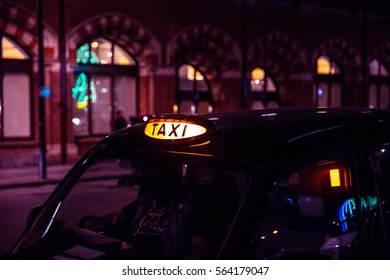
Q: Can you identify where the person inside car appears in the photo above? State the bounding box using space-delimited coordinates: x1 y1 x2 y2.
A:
110 162 218 259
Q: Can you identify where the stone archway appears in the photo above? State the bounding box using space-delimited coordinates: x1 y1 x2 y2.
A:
312 38 360 107
67 13 161 65
248 31 307 84
312 37 359 74
248 31 307 107
0 2 57 57
167 23 241 100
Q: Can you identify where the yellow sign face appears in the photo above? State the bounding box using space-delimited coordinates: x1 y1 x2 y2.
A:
329 169 341 187
144 119 207 140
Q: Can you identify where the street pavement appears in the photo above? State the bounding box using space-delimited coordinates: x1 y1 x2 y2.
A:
0 163 75 188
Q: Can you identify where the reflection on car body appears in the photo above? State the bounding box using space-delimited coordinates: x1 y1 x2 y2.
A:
4 108 390 259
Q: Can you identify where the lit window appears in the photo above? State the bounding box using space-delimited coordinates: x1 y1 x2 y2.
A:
3 74 30 137
250 67 277 92
0 35 32 140
186 65 204 81
369 59 389 77
92 39 112 65
368 59 389 109
77 38 135 65
317 56 339 75
249 67 279 109
314 56 342 107
114 45 134 65
179 65 207 90
250 67 265 92
176 64 213 114
2 37 28 60
251 67 265 81
73 38 138 136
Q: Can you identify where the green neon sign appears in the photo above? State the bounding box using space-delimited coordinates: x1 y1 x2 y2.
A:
76 45 99 64
72 72 88 110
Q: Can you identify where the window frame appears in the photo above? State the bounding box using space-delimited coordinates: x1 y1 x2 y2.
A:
0 34 34 141
73 38 139 137
76 38 136 66
313 56 343 108
249 67 280 109
368 60 390 109
175 64 214 114
256 152 379 259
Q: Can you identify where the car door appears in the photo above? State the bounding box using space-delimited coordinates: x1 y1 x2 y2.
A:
353 150 385 259
257 155 366 259
369 147 390 258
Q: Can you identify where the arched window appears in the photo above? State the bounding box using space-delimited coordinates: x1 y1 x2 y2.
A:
72 38 138 136
313 56 342 108
2 36 28 60
76 38 135 65
249 67 279 109
0 35 32 139
175 64 213 114
368 59 389 109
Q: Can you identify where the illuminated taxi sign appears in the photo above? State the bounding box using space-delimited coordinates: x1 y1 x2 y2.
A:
329 169 341 187
144 118 207 141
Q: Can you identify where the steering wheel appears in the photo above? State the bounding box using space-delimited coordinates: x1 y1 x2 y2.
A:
77 215 122 238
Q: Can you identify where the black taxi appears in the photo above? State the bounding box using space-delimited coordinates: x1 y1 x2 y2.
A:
5 108 390 259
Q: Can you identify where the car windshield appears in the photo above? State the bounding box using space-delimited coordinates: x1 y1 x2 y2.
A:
22 153 253 260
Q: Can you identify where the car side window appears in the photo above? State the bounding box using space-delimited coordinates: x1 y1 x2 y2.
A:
55 159 140 228
259 158 359 259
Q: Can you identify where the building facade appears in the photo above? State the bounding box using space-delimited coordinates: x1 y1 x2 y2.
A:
0 0 389 167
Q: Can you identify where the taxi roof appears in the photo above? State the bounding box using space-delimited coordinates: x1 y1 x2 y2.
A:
97 108 390 169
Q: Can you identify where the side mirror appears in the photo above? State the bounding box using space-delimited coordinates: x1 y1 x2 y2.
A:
26 205 42 228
